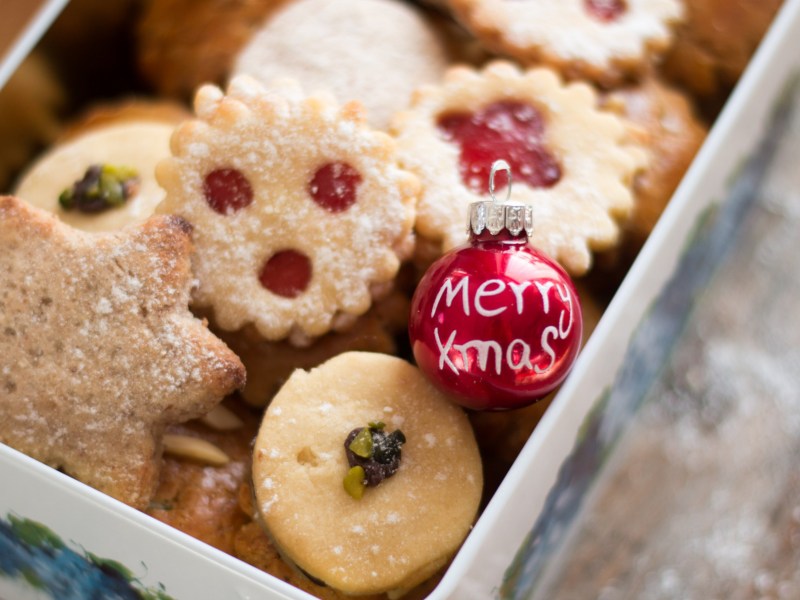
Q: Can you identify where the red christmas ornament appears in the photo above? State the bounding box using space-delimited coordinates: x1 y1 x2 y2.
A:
409 161 583 411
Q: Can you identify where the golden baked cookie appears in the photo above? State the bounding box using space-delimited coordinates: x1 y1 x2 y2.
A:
231 0 451 130
447 0 684 87
213 291 408 407
0 53 64 193
14 120 175 232
252 352 482 596
156 75 418 344
147 399 259 554
58 97 190 141
602 74 708 252
661 0 783 106
135 0 286 101
0 196 245 509
392 61 645 275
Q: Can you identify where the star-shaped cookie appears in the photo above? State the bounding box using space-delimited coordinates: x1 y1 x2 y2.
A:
0 196 245 509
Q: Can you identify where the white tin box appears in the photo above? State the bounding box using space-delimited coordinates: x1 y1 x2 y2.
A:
2 1 800 598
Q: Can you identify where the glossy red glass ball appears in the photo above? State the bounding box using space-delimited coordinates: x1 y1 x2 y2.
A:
409 229 583 411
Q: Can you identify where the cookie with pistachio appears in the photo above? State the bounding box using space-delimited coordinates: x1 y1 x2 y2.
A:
0 196 245 509
252 352 482 596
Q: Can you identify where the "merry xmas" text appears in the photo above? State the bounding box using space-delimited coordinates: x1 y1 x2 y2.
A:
430 276 574 375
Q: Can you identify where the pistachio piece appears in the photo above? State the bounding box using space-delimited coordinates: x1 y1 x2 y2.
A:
343 465 366 500
59 164 140 214
348 427 373 458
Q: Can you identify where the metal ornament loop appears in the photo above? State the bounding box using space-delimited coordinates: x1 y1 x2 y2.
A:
489 159 512 204
467 158 533 236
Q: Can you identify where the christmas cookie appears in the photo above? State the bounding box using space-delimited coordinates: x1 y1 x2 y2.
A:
14 120 175 232
57 97 190 141
447 0 683 87
392 61 645 275
135 0 284 101
231 0 451 130
156 75 418 344
252 352 482 596
602 75 707 254
0 52 64 192
661 0 782 105
148 398 258 554
213 290 408 406
0 196 245 509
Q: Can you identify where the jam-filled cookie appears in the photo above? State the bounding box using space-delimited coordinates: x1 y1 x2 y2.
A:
392 61 644 275
0 196 245 509
14 120 176 232
232 0 451 130
447 0 684 87
156 75 417 345
252 352 482 596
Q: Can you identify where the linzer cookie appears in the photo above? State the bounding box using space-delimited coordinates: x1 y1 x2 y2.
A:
252 352 482 596
156 75 418 345
0 196 245 509
447 0 683 87
392 61 645 275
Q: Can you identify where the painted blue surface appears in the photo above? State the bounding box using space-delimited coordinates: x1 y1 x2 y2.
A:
0 514 172 600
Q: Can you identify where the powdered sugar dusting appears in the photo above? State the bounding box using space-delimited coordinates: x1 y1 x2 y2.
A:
157 74 417 342
232 0 449 130
0 200 242 507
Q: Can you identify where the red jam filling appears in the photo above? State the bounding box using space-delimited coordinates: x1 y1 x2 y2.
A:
584 0 627 22
309 162 362 213
437 100 561 194
258 250 312 298
203 168 254 214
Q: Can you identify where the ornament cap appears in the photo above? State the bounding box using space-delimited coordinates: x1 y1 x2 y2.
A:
467 160 534 237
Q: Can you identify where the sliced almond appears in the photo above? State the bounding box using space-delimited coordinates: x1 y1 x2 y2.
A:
199 404 244 431
163 433 230 466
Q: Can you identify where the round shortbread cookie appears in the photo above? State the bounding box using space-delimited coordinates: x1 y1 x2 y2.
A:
447 0 683 87
252 352 482 595
391 61 645 275
232 0 451 130
14 121 174 232
156 75 418 344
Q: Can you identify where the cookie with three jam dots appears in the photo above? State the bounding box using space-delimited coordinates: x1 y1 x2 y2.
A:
446 0 684 87
391 60 646 276
0 196 245 509
14 120 176 232
661 0 783 106
231 0 451 131
252 352 483 596
155 75 418 346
